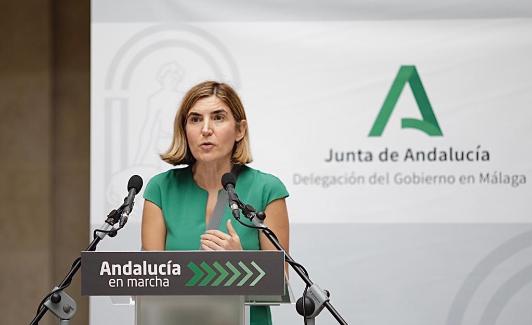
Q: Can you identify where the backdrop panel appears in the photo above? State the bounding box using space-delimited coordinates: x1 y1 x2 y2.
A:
91 1 532 324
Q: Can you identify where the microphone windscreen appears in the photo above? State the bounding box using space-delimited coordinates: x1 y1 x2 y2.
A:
127 175 143 193
221 173 236 188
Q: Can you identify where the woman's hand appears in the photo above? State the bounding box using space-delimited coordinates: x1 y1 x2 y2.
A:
201 219 243 250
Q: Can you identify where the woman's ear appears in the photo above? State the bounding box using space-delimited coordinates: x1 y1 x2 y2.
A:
236 119 247 142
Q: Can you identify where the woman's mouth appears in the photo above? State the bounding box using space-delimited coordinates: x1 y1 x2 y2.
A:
200 142 215 150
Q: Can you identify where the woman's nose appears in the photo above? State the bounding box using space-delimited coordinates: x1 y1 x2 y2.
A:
201 119 213 136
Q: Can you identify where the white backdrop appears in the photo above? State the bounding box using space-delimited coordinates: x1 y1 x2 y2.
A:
91 1 532 324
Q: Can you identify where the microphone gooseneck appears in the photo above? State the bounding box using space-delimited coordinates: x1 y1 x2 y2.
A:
221 172 241 219
221 172 348 325
120 175 144 227
30 174 144 325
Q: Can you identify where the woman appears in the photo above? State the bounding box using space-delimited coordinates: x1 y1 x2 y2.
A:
141 81 289 325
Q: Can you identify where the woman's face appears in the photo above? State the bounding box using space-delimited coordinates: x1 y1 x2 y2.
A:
185 96 245 165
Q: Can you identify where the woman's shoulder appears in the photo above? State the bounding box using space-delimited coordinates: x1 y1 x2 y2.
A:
147 166 191 186
144 166 192 204
238 165 289 207
239 165 287 190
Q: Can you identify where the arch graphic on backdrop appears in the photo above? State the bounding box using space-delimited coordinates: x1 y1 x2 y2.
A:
104 24 241 89
446 227 532 325
102 24 241 209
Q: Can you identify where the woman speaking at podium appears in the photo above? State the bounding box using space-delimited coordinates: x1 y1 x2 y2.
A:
141 81 289 325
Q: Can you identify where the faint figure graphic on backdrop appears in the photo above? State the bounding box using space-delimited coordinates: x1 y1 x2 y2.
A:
106 62 185 208
134 61 185 167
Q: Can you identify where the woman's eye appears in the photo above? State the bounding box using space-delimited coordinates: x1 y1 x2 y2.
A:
213 114 225 121
188 116 201 124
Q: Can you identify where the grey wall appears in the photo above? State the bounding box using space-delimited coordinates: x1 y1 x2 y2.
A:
0 1 90 324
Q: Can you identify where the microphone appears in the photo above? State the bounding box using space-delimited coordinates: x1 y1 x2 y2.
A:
221 173 241 220
120 175 143 227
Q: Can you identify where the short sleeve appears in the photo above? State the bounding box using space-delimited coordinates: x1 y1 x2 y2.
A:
262 174 289 207
143 175 163 208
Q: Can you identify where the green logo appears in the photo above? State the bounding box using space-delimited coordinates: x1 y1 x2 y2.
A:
186 261 265 287
369 65 443 137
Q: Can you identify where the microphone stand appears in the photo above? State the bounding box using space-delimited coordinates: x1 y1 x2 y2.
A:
233 202 349 325
29 207 124 325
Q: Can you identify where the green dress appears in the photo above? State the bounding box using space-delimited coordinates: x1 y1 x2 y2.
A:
143 165 289 325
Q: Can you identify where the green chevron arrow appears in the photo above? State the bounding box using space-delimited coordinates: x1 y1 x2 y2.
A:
237 261 253 286
199 261 217 286
224 261 240 286
185 262 205 286
211 261 229 286
249 261 265 286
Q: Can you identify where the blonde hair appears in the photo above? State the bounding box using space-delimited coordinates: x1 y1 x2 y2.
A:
161 81 252 165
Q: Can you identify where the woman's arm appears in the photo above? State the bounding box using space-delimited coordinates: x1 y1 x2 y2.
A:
141 200 167 250
260 198 289 274
260 198 289 251
261 198 289 247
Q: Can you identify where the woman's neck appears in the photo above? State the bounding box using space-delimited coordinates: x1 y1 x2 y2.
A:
192 159 232 191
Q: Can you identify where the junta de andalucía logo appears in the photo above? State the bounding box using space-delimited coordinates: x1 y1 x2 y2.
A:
369 65 443 137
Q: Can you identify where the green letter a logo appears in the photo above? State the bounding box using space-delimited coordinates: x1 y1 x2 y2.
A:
369 65 443 137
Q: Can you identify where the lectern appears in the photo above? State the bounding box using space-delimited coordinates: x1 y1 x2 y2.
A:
82 251 292 325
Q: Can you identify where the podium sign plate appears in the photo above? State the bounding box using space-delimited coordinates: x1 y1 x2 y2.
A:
81 251 284 296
